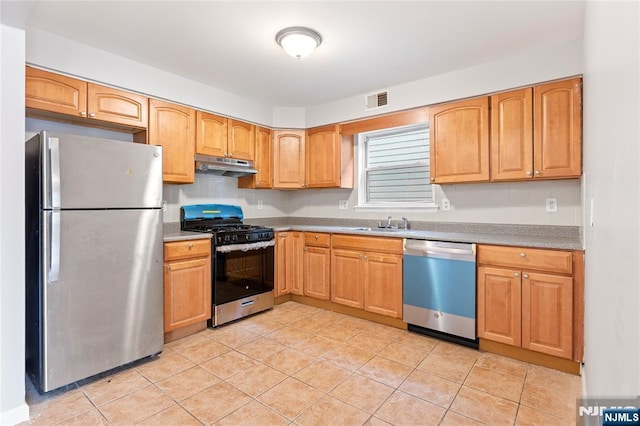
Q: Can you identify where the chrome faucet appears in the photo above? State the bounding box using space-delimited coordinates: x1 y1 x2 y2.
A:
386 216 392 228
401 217 409 230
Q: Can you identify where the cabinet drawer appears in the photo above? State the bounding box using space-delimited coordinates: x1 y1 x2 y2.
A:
478 245 572 274
304 232 331 247
331 234 403 254
164 239 211 261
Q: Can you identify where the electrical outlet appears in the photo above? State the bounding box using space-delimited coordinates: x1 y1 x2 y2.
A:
257 200 263 210
339 200 348 210
441 198 451 211
545 198 558 213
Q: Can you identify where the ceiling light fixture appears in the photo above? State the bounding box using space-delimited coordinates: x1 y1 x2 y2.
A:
275 26 322 60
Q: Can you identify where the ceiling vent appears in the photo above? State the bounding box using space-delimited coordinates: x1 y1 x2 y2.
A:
365 90 389 110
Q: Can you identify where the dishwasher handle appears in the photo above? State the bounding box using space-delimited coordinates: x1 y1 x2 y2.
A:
404 239 476 261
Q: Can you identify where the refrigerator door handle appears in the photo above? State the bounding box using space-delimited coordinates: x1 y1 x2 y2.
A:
49 211 61 283
49 136 61 208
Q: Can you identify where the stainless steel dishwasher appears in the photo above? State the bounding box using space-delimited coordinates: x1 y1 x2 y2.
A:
403 239 478 348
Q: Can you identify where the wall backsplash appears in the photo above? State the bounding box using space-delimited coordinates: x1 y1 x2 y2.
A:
165 174 582 226
162 174 289 222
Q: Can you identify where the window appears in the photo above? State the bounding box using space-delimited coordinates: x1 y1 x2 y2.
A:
357 123 435 208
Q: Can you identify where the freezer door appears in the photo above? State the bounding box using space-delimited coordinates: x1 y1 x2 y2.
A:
38 209 163 392
40 131 162 209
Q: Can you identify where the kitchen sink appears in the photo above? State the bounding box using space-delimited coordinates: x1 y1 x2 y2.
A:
339 226 406 232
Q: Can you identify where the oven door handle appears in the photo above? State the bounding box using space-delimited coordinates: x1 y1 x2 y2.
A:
216 240 275 253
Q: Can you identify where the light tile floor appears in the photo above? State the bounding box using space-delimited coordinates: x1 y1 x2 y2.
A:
23 301 582 425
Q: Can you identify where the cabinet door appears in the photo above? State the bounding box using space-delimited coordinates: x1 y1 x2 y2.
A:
275 232 290 297
306 124 340 188
25 67 87 117
533 78 582 179
228 119 255 161
273 130 306 189
521 272 573 359
164 258 211 332
149 99 196 184
87 83 148 128
429 96 490 183
331 249 365 309
253 126 273 188
477 266 522 346
237 125 272 189
290 232 304 296
303 246 331 300
196 111 228 157
490 88 533 181
364 253 402 318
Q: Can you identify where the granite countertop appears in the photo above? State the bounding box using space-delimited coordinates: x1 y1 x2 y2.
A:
163 219 583 250
163 223 212 242
245 218 584 251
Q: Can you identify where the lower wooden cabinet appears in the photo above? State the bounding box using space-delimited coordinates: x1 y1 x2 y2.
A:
331 235 403 318
275 231 303 297
477 244 579 360
303 233 331 300
163 239 211 332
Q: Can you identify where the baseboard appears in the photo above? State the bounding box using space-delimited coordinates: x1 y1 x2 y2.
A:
0 401 30 426
290 295 407 330
479 338 581 375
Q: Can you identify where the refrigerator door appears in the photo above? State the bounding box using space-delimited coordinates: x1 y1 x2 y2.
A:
38 208 163 392
40 131 162 209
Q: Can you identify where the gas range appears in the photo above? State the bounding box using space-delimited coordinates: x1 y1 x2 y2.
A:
180 204 276 328
180 204 274 246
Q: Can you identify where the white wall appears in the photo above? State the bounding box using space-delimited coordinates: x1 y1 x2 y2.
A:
0 24 29 426
163 175 289 223
26 30 275 127
305 40 583 127
582 0 640 396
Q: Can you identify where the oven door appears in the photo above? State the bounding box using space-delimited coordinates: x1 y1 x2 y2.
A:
213 241 275 306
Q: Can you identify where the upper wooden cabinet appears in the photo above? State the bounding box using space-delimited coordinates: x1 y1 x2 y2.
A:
149 99 196 184
490 88 533 181
228 119 255 161
533 78 582 179
429 96 490 184
306 124 354 188
195 112 254 161
196 111 227 157
238 125 273 189
491 78 582 181
25 66 148 128
273 130 306 189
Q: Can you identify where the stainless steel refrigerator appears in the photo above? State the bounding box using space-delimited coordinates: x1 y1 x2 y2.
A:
25 130 164 393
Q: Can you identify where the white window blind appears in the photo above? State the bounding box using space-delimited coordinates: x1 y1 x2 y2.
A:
359 124 433 207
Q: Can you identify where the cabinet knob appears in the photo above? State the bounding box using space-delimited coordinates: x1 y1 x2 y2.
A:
166 265 171 271
188 243 194 249
520 252 526 257
80 111 87 116
523 273 529 279
228 153 233 158
430 177 435 182
526 171 532 176
314 235 319 241
534 170 541 175
303 247 308 252
363 255 368 260
88 112 96 118
514 272 520 278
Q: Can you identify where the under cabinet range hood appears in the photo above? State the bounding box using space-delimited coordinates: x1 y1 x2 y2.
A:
195 154 258 177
